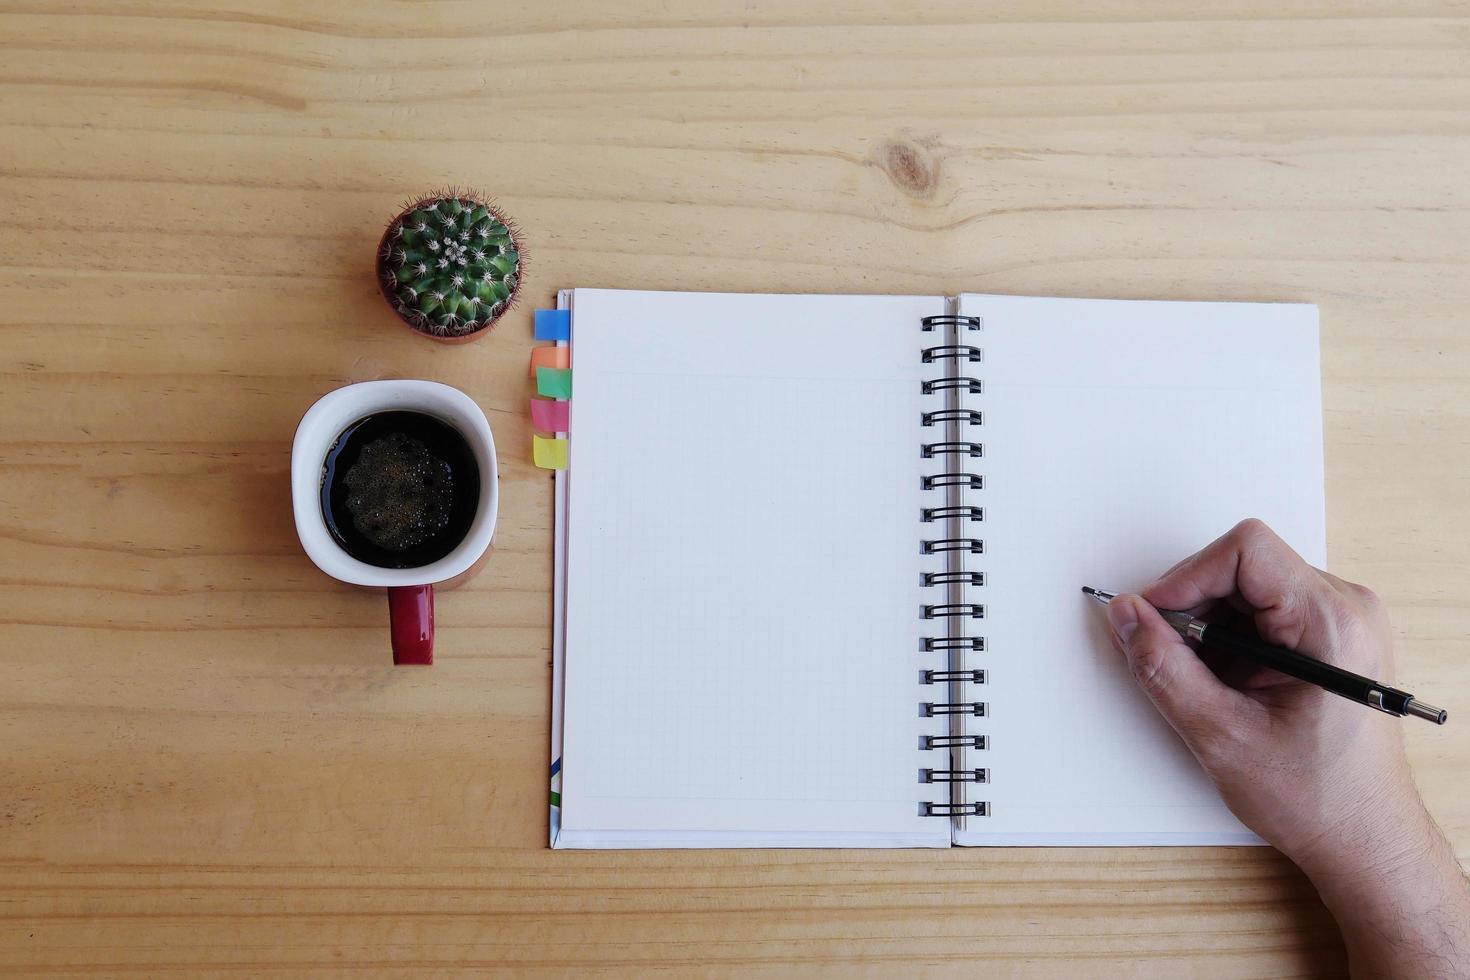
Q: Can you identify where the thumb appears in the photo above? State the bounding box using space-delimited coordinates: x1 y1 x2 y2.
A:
1106 594 1248 751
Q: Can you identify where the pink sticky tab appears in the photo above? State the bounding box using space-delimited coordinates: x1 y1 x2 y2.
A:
530 398 570 433
529 346 569 378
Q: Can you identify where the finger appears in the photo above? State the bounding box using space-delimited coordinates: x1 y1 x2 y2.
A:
1143 519 1315 608
1141 518 1351 656
1106 595 1251 752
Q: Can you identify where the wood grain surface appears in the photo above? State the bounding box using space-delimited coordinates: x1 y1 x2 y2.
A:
2 1 1468 975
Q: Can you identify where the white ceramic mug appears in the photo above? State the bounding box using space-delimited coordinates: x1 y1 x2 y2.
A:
291 380 499 664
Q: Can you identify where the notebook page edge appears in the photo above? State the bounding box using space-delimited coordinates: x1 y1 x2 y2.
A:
549 288 573 848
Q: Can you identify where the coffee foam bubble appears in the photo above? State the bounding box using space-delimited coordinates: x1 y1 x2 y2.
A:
342 432 455 553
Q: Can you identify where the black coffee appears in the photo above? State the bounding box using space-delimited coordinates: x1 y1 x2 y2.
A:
320 411 479 569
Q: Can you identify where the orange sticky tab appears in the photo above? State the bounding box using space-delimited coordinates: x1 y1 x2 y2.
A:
532 434 568 470
529 346 569 378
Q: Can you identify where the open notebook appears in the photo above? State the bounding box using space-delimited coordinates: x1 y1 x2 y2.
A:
548 289 1324 848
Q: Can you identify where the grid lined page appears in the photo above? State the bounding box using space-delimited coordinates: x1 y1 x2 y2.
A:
952 294 1324 845
559 290 950 842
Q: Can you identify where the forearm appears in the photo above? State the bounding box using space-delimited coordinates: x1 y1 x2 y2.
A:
1294 800 1470 978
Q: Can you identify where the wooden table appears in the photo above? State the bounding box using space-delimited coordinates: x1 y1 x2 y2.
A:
3 2 1466 975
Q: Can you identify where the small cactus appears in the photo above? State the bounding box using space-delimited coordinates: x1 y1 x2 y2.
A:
377 192 521 338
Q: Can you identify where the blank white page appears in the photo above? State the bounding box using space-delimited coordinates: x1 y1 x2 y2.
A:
953 294 1324 846
558 289 951 847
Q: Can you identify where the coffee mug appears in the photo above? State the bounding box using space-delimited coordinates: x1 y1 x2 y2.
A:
291 380 499 664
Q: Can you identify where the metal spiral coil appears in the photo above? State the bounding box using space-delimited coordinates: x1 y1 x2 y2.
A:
922 701 987 717
922 505 984 523
920 308 986 819
922 669 985 684
922 408 983 427
922 769 989 784
922 472 983 491
922 376 982 395
923 734 987 750
922 635 984 653
922 344 984 363
921 538 984 556
921 570 984 587
921 603 985 620
921 441 983 459
920 314 984 332
922 802 988 817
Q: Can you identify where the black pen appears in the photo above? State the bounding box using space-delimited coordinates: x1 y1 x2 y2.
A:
1082 587 1448 725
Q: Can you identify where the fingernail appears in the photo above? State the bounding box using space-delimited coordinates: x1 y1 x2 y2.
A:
1106 596 1139 646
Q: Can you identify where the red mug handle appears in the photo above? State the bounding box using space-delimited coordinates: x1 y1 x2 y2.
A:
389 585 434 665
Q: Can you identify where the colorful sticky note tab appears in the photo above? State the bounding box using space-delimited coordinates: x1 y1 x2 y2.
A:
530 397 570 433
528 345 569 378
535 367 572 399
534 309 571 341
533 434 568 470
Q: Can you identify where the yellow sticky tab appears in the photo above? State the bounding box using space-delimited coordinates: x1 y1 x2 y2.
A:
532 434 568 470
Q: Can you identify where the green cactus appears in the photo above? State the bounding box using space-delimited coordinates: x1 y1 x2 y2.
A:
377 193 521 337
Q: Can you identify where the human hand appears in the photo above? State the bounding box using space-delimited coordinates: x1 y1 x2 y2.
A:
1104 518 1409 863
1105 519 1469 977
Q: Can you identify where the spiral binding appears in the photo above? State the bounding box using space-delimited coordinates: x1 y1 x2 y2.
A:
921 769 989 783
922 505 984 523
923 734 986 750
919 312 987 820
921 604 984 620
921 441 983 459
922 636 984 652
920 314 981 332
921 570 984 587
922 802 988 817
921 538 983 556
922 669 985 684
922 408 983 427
922 473 983 490
923 701 987 716
921 345 984 363
922 377 982 395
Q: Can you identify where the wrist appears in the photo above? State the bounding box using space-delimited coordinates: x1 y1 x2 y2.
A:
1286 792 1470 975
1285 783 1438 890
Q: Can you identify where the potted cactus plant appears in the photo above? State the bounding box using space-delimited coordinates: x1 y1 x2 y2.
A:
376 191 522 343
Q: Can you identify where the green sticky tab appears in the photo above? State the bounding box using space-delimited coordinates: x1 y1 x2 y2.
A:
536 367 571 399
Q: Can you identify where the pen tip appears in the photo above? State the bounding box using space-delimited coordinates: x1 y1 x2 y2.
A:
1081 586 1097 596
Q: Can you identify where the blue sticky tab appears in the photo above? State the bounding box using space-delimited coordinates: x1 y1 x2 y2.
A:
534 309 571 341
